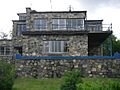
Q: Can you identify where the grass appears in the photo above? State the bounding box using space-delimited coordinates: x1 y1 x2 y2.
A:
13 77 120 90
12 78 62 90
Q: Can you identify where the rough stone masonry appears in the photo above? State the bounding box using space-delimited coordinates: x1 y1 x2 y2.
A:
16 58 120 78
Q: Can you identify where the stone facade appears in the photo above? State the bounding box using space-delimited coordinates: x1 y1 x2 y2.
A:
16 59 120 78
21 35 88 56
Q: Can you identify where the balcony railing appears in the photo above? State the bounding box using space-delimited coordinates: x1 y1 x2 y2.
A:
22 23 112 33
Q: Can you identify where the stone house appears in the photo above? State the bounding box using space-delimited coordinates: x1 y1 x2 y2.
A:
0 7 112 57
1 8 120 78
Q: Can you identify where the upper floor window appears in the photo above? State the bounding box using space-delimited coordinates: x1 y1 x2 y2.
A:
17 24 26 36
52 19 66 30
52 19 84 30
43 41 68 53
0 46 11 55
87 24 102 31
33 19 47 30
66 19 84 30
19 16 26 20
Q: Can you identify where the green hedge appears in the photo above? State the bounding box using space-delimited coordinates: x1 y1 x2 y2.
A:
0 60 15 90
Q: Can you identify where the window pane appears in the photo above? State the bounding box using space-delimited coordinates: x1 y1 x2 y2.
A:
52 19 59 30
59 19 66 29
17 24 26 36
58 41 61 52
6 47 10 55
0 47 4 55
77 19 84 29
55 41 58 52
72 19 76 29
33 19 47 30
66 19 71 29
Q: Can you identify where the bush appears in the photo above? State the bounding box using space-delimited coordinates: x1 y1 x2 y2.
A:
77 78 120 90
0 60 15 90
60 69 82 90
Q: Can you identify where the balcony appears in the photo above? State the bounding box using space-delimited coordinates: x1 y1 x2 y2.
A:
22 23 112 36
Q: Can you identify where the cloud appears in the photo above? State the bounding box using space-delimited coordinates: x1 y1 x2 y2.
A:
76 0 120 11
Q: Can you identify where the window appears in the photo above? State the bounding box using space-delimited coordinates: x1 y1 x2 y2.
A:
19 16 26 20
33 19 47 30
66 19 84 30
52 19 66 30
87 24 102 31
17 24 26 36
52 19 84 30
0 46 11 55
43 41 68 53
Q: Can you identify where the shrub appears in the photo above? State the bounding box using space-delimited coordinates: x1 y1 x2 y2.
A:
77 78 120 90
0 60 15 90
60 69 82 90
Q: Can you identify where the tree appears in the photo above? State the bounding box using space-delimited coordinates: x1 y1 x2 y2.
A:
103 35 120 56
0 32 8 39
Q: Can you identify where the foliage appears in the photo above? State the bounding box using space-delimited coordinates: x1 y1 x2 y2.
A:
0 60 15 90
103 35 120 55
77 78 120 90
60 69 82 90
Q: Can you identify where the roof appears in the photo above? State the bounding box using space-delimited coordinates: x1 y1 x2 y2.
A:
12 20 26 22
0 39 12 41
30 10 87 14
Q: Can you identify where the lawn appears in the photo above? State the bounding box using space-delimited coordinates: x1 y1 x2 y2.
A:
12 78 62 90
13 77 120 90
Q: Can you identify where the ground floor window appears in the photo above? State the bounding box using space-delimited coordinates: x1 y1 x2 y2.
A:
0 46 11 55
43 41 68 53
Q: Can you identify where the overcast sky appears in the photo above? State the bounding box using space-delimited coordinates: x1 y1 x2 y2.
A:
0 0 120 39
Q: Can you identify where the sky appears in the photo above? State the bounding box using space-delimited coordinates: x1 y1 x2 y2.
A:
0 0 120 39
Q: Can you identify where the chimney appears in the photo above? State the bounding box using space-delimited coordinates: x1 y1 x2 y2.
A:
26 7 31 13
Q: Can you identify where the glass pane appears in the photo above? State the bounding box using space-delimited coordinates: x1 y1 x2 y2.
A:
66 19 71 29
33 19 47 30
55 41 58 52
0 47 4 55
59 19 66 29
52 19 58 30
6 47 10 55
51 41 54 52
58 41 61 52
72 19 76 29
77 19 84 29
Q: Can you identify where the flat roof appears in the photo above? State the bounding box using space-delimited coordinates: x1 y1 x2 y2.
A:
30 10 87 14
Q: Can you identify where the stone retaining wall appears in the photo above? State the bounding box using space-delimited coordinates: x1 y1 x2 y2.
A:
16 59 120 78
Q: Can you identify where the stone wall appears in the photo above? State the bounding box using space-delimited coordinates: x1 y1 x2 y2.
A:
16 59 120 78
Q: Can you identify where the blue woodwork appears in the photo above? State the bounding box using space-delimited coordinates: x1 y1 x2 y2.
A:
15 53 120 60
